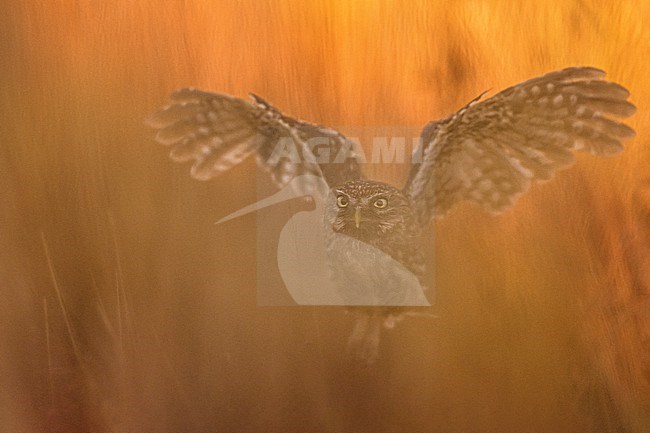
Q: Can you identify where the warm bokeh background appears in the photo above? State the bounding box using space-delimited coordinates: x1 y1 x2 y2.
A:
1 1 648 432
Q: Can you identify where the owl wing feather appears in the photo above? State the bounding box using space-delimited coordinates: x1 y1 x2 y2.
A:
404 66 636 225
147 89 363 190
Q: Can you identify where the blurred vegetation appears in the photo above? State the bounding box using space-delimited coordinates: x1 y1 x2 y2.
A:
0 1 648 432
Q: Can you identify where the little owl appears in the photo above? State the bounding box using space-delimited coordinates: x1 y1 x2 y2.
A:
147 67 635 363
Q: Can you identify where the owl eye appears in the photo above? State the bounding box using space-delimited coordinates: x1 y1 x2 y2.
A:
374 198 388 208
336 195 349 208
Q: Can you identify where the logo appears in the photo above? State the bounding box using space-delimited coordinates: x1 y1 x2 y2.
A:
217 126 433 307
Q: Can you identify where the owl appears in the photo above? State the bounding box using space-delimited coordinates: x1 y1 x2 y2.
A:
147 67 635 363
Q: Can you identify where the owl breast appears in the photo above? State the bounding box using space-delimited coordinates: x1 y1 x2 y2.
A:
324 230 428 306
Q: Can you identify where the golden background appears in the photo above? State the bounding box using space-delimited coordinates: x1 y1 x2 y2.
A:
1 1 648 432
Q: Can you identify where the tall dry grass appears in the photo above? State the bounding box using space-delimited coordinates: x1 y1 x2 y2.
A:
0 1 648 432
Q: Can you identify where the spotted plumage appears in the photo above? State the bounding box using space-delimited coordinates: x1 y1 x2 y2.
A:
148 67 635 363
325 180 424 277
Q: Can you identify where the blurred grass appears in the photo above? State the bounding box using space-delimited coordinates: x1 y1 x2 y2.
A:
0 0 648 432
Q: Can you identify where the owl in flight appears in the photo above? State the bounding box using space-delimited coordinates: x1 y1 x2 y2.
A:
148 67 635 362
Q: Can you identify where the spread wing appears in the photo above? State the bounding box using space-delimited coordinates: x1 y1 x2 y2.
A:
147 89 363 192
404 66 636 225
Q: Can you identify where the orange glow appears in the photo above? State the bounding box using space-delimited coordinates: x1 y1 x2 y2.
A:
1 1 648 431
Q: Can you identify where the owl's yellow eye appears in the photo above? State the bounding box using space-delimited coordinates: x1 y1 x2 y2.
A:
337 195 349 208
374 198 388 208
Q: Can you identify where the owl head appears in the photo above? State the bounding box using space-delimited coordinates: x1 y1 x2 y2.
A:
325 180 416 240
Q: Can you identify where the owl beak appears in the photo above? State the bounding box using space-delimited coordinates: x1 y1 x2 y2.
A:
354 207 361 228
